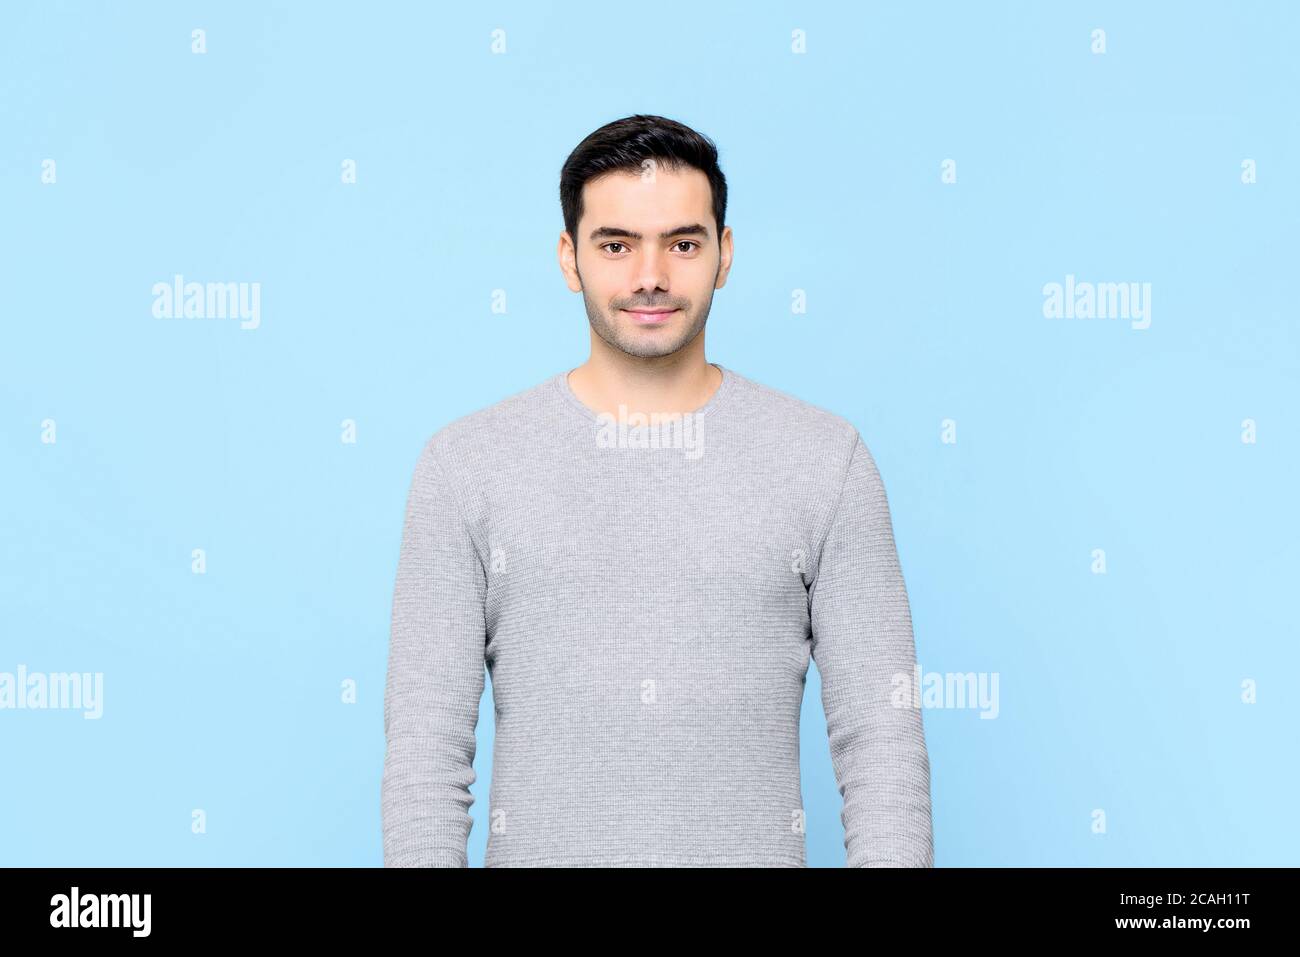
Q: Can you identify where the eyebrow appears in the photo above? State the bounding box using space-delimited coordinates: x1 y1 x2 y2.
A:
588 224 710 242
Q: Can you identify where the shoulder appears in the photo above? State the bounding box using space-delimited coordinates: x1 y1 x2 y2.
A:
414 373 560 473
725 366 863 465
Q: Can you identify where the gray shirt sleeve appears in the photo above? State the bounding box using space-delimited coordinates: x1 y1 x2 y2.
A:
808 434 935 867
381 438 486 867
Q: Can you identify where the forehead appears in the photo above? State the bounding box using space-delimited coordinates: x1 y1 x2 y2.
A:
580 165 713 230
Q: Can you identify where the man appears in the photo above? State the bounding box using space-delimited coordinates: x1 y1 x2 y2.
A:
381 114 933 867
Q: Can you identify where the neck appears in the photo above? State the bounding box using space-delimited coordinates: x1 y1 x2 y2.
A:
566 346 722 418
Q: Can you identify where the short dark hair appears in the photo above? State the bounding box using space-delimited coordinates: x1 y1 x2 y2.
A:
559 114 727 245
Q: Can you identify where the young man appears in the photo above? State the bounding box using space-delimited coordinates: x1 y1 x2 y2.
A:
381 115 933 867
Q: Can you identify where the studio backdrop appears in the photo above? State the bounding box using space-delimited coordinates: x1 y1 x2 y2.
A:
1 1 1295 866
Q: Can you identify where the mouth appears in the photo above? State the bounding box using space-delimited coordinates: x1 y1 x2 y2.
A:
622 308 679 325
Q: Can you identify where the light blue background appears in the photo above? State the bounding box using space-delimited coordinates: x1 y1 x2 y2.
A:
2 1 1296 866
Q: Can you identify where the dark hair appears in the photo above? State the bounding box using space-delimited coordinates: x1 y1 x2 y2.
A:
559 114 727 245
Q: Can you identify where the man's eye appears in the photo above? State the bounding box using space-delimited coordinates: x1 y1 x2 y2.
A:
602 240 698 255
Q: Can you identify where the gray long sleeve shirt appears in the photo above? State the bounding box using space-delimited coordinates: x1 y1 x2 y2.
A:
381 363 934 867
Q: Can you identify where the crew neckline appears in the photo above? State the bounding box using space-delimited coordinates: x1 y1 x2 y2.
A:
552 362 737 424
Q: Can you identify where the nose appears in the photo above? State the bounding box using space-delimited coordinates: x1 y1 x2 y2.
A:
632 246 671 298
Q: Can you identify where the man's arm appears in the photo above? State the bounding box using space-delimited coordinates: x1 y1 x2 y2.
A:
808 431 933 867
381 437 487 867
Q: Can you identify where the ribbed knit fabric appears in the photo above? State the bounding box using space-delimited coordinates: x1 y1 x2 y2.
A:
381 363 933 867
